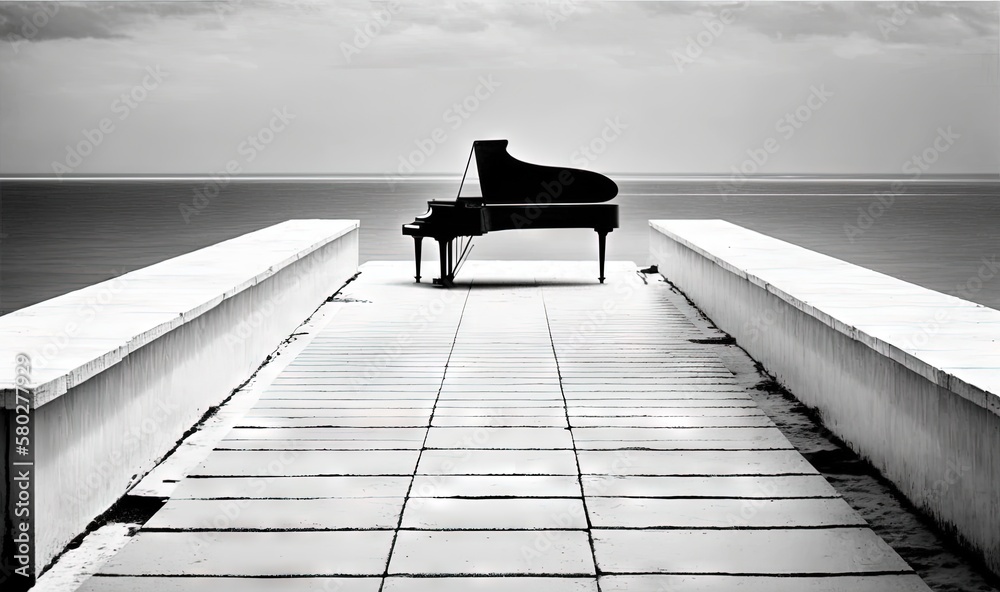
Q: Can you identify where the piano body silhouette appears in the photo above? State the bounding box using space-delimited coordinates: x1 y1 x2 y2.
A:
401 139 619 286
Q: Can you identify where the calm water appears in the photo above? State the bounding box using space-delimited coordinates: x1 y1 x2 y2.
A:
2 177 999 315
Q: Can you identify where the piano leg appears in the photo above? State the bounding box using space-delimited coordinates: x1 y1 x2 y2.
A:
597 230 608 284
413 237 423 283
447 240 453 281
434 238 455 287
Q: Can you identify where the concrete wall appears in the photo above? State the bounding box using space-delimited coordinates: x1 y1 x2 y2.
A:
650 219 1000 576
0 220 359 578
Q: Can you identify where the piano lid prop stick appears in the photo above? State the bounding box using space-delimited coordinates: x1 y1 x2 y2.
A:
454 241 474 278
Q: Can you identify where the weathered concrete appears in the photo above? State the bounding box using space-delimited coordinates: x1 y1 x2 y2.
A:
76 261 931 591
650 219 1000 576
0 220 358 579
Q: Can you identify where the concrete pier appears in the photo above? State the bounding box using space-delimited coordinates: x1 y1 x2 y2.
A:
650 219 1000 577
0 220 359 581
74 261 931 591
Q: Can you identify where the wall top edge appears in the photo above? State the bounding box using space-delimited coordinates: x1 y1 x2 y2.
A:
0 220 360 406
650 219 1000 416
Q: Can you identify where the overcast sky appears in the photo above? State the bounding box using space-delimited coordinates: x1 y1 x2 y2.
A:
0 0 997 175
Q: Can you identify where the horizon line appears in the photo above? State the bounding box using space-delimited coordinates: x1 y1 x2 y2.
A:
2 172 999 182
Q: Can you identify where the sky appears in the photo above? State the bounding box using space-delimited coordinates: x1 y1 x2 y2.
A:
0 0 997 176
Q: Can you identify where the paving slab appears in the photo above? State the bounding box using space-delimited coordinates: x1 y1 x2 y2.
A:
77 576 383 592
224 427 427 441
259 391 441 400
381 577 598 591
215 439 424 450
269 378 445 386
388 530 595 575
578 439 791 451
567 397 751 406
251 400 438 409
237 416 431 428
574 427 794 450
562 383 743 391
434 407 568 417
587 497 865 528
581 475 839 498
599 574 931 591
191 450 421 476
169 476 412 499
424 427 574 449
401 498 587 529
245 408 434 417
563 386 748 394
144 498 404 530
265 384 442 393
409 475 581 498
567 407 765 417
417 449 579 475
593 528 912 574
441 392 566 401
578 450 818 475
572 427 785 442
99 531 394 575
562 391 749 400
570 415 774 428
437 400 565 408
436 384 564 391
570 400 756 410
432 415 569 427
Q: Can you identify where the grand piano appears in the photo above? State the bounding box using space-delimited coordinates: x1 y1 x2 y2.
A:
401 139 619 286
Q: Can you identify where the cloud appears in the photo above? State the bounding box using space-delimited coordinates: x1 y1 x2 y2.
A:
731 1 998 46
0 1 241 45
4 1 998 53
320 1 999 71
0 3 128 42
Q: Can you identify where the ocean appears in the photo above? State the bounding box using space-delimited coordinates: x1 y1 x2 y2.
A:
2 176 999 315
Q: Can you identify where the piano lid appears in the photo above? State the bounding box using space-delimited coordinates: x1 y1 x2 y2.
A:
457 139 618 204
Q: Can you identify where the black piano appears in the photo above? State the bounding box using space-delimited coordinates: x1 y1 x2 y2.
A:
402 139 619 286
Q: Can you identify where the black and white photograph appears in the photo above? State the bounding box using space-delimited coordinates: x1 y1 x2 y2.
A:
1 1 999 590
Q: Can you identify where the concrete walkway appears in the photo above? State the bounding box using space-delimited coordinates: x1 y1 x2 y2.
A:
77 261 932 591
